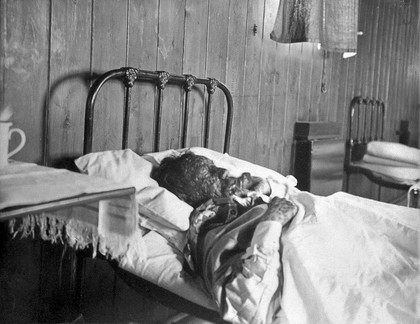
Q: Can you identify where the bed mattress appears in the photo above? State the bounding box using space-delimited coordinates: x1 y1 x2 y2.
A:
119 228 218 311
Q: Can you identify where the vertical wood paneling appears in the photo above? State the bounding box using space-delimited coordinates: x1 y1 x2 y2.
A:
328 52 342 122
269 42 289 172
318 50 332 121
91 0 128 152
239 0 264 163
282 44 301 174
297 43 315 121
372 0 385 99
183 0 209 148
383 3 398 107
206 0 229 151
2 0 49 164
255 0 277 167
226 0 248 158
157 0 186 150
48 0 91 163
127 0 159 153
0 0 4 114
335 56 350 134
309 45 323 121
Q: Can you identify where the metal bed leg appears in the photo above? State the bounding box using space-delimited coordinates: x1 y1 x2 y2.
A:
377 185 382 202
408 184 419 208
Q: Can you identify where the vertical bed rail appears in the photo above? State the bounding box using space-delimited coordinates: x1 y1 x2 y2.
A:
347 96 385 162
84 67 234 155
345 95 386 192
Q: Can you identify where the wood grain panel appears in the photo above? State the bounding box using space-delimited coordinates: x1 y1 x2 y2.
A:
157 0 186 150
0 0 4 113
48 0 92 163
205 0 229 152
91 0 128 152
226 0 247 158
269 42 289 172
2 0 49 164
237 0 264 163
183 0 209 148
255 0 278 167
127 0 159 153
308 44 323 121
318 50 332 121
282 44 301 174
297 43 315 121
372 0 385 99
327 52 342 122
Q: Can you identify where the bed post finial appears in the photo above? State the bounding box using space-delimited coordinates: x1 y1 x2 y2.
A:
124 68 138 88
184 75 196 91
157 71 170 89
206 78 219 94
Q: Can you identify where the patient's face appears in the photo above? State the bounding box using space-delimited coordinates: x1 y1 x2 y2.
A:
154 152 258 207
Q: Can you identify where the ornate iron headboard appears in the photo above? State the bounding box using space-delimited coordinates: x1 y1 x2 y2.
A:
346 96 385 163
84 67 234 155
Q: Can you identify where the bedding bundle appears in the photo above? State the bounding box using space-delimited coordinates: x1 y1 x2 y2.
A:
356 141 420 185
72 147 420 324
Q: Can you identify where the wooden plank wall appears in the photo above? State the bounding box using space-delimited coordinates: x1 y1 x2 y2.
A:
1 0 419 194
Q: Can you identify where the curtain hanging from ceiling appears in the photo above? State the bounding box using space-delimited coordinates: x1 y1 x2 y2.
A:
270 0 359 53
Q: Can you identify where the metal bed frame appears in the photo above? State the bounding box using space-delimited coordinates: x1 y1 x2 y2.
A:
344 96 418 206
84 67 233 155
77 67 235 323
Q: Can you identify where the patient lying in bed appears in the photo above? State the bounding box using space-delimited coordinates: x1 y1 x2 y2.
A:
153 152 298 323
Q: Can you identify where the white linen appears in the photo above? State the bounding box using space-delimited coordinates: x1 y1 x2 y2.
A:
362 153 419 168
0 160 134 210
278 191 420 324
352 160 420 185
2 161 140 260
117 149 420 323
75 149 193 232
119 229 218 311
366 141 420 166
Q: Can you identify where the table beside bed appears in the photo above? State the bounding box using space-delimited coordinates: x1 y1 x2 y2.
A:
0 160 138 322
0 160 136 222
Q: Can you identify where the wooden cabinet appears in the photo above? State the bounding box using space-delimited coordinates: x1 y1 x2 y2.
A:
292 122 345 196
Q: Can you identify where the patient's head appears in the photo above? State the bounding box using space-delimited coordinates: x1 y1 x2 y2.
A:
152 152 228 207
152 151 269 208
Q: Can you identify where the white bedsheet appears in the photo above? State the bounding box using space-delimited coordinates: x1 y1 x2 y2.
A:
119 229 218 311
278 191 420 324
118 149 420 322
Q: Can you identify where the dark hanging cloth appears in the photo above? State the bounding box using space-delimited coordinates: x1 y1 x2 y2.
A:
270 0 359 53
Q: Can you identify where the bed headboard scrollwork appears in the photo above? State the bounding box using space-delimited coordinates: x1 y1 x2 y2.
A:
346 96 385 163
84 67 233 155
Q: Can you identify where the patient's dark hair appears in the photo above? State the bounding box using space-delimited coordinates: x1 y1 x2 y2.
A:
152 152 226 208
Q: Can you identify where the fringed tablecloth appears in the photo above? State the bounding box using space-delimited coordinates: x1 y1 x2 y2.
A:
1 161 145 261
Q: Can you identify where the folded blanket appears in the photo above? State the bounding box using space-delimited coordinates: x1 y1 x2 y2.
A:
352 161 420 185
366 141 420 166
362 153 419 167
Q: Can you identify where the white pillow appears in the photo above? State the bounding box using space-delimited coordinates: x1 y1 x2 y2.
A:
75 149 192 232
75 149 158 190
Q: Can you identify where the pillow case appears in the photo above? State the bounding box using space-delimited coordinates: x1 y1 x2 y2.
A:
75 149 192 232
